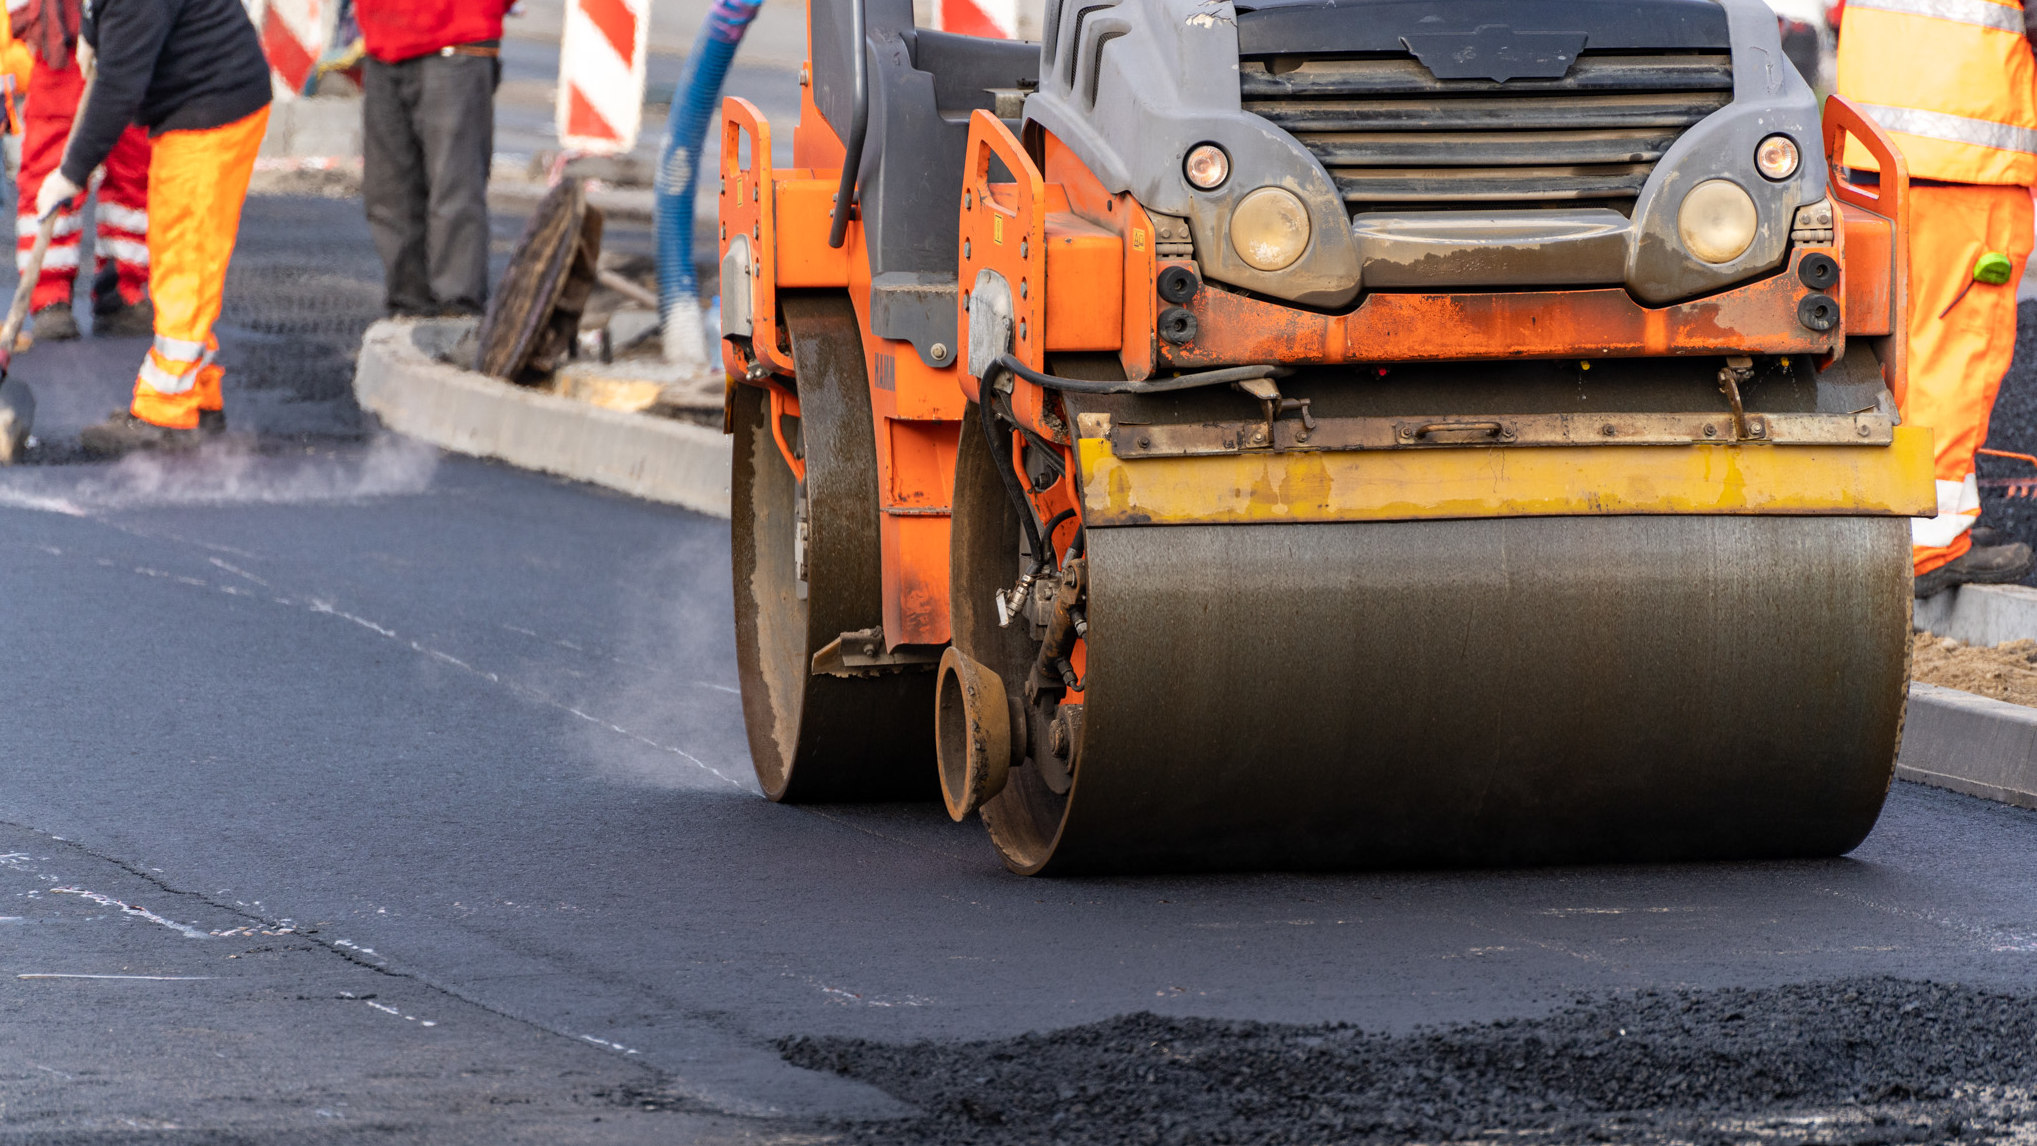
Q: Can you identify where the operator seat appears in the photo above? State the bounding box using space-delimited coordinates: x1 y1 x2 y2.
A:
809 0 1040 365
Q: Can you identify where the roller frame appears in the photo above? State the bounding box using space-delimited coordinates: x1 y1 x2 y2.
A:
720 60 1927 873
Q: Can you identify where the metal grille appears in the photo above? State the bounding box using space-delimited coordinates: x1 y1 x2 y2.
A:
1239 53 1734 213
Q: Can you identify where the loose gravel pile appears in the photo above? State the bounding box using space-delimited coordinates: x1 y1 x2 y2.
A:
1913 632 2037 706
783 978 2037 1145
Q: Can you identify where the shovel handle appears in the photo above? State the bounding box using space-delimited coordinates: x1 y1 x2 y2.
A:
0 71 95 360
0 211 61 353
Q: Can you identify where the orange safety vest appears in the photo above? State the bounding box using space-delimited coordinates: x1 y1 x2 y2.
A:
1837 0 2037 185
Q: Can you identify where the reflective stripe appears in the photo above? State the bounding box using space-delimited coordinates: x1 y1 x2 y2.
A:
152 335 206 362
1945 473 1982 515
20 246 80 271
95 203 149 234
17 214 84 239
1911 475 1982 548
1846 0 2024 33
96 237 151 267
1857 102 2037 154
138 353 197 395
1913 513 1980 547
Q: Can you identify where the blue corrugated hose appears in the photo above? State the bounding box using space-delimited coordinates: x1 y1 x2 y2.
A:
657 0 765 364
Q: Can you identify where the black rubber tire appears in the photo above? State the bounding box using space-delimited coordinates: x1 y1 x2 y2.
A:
730 295 935 802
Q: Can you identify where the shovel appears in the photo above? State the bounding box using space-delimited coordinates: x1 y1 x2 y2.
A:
1 66 101 465
0 210 57 465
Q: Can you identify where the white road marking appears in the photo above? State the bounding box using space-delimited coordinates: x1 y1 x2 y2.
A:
134 566 208 588
49 888 210 940
207 557 270 587
18 973 215 980
345 993 438 1025
1818 886 2037 954
1537 907 1704 916
812 980 932 1008
580 1035 641 1055
21 534 746 792
309 600 398 638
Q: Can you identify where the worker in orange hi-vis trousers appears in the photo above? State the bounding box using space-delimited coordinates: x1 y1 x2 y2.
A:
34 0 271 455
8 0 154 347
1838 0 2037 597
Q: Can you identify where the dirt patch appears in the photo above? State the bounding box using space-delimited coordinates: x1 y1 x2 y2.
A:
1913 632 2037 706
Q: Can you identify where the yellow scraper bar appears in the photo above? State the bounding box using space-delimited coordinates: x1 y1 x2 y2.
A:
1077 425 1936 526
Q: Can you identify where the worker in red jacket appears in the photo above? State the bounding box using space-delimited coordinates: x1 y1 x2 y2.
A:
353 0 514 318
7 0 152 345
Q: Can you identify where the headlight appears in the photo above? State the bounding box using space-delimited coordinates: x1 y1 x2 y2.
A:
1230 187 1310 271
1678 180 1758 264
1755 134 1800 181
1184 144 1230 190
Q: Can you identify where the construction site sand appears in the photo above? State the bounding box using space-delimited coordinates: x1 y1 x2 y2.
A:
1912 632 2037 707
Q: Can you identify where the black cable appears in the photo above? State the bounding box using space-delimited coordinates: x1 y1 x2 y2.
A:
1039 508 1075 566
826 0 869 249
1005 394 1067 489
997 353 1279 394
979 378 1045 571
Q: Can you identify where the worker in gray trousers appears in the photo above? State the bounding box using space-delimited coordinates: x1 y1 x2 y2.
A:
355 0 509 317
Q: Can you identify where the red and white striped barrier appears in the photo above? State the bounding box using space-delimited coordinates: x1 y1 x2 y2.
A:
249 0 336 101
558 0 651 156
933 0 1043 40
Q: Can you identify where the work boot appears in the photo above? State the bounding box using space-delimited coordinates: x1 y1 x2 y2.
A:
93 296 155 338
1915 542 2036 599
1970 525 2011 548
78 410 200 457
30 304 79 343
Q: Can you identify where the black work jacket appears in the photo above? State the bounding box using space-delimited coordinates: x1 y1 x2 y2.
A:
63 0 272 186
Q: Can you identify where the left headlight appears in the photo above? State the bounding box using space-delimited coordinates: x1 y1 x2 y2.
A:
1678 180 1759 264
1230 187 1310 272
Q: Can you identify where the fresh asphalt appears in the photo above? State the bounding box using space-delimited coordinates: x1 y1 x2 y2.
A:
3 197 2037 1142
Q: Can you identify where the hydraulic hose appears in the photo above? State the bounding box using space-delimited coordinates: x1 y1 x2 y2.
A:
980 388 1046 571
994 354 1280 394
656 0 765 365
979 351 1275 567
826 0 870 248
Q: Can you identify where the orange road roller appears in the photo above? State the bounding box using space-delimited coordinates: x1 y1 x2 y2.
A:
718 0 1933 874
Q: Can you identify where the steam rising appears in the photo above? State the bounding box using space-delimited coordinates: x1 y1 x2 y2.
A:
0 434 439 515
561 533 756 794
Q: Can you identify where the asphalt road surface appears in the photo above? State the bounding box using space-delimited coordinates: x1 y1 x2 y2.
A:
4 197 2037 1144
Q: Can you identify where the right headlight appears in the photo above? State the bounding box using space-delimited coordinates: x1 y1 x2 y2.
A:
1230 187 1310 272
1755 135 1800 181
1678 180 1759 264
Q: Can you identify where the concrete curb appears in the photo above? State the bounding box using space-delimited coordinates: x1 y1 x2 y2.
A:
352 319 731 517
259 96 363 161
1899 681 2037 811
1915 583 2037 646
